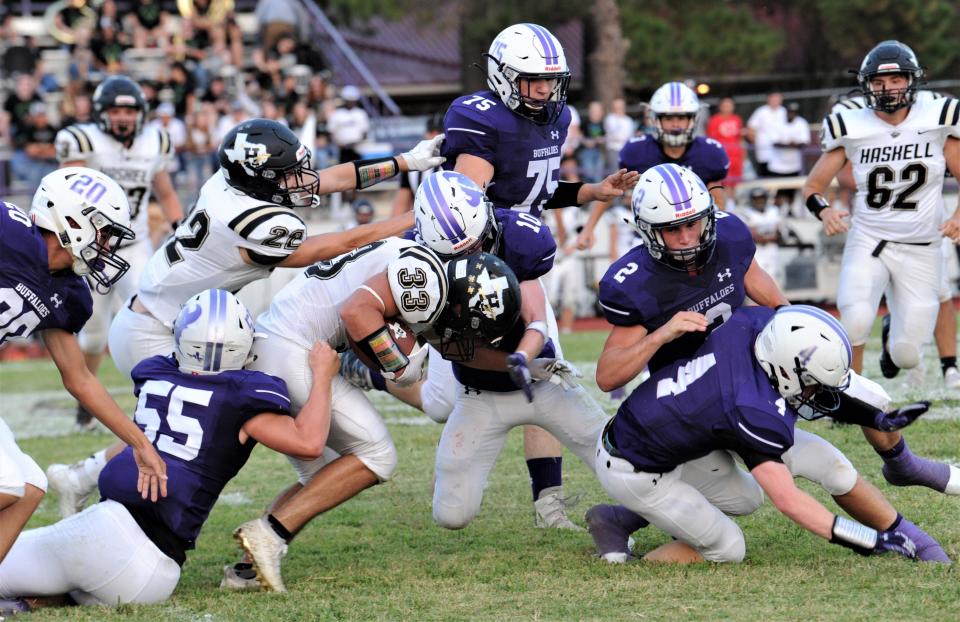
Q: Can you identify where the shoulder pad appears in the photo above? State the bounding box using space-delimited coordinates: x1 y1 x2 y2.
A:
55 126 94 162
158 128 175 156
388 245 448 325
227 205 304 241
938 98 960 127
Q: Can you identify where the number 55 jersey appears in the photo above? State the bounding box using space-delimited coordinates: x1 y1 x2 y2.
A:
820 96 960 243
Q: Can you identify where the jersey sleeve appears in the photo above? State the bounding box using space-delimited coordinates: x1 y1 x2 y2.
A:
498 211 557 281
441 103 499 166
55 126 94 164
388 245 448 325
598 258 646 326
938 98 960 139
717 212 757 271
59 279 93 334
701 138 731 183
617 136 650 172
732 405 794 469
819 112 849 152
234 370 292 423
226 206 306 265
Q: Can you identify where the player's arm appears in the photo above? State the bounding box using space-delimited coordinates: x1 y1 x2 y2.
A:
61 160 85 168
391 187 414 217
455 153 495 188
42 328 167 501
152 169 184 225
273 213 414 268
802 147 849 236
241 342 338 460
939 136 960 242
340 271 401 339
744 258 789 307
709 186 726 208
595 312 708 392
575 199 613 250
316 135 446 194
465 279 548 371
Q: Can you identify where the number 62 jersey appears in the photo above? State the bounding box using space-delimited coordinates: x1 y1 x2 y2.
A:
820 96 960 243
136 170 307 325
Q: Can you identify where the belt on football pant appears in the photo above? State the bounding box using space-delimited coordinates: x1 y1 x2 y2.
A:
602 417 626 460
871 239 933 257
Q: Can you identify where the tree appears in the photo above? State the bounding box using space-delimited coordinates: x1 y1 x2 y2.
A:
584 0 629 110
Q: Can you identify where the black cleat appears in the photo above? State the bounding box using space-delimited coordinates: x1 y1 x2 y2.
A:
75 404 97 431
879 315 900 379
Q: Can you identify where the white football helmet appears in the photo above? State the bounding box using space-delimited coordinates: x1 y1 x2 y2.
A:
649 81 701 148
29 166 134 291
754 305 852 419
485 23 570 125
414 171 495 259
173 289 258 375
631 163 716 271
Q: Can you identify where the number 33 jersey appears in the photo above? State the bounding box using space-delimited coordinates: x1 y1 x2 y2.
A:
820 96 960 242
137 170 306 324
55 123 175 244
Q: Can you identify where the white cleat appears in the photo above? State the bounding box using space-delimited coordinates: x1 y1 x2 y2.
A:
945 465 960 496
943 366 960 390
534 486 585 531
233 518 288 592
220 563 261 590
45 463 93 518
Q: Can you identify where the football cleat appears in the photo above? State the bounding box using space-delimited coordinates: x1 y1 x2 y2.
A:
45 463 93 517
233 518 288 592
534 486 584 531
0 598 31 615
943 366 960 390
878 315 900 379
220 562 261 590
585 504 648 563
339 350 375 391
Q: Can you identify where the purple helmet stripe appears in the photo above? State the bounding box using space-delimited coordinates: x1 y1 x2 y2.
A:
424 174 465 243
524 23 558 65
653 164 691 212
671 82 680 107
663 164 692 211
782 305 852 363
652 164 682 207
203 289 217 370
212 288 227 371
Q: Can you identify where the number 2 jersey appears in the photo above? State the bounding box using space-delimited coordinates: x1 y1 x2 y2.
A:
98 355 292 563
440 90 571 217
0 202 92 344
820 96 960 242
612 306 795 473
54 123 175 245
598 212 755 373
137 170 306 324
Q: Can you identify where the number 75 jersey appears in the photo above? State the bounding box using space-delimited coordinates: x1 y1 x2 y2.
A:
820 97 960 243
137 170 306 324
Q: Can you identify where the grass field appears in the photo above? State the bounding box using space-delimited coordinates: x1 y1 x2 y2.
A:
2 329 959 621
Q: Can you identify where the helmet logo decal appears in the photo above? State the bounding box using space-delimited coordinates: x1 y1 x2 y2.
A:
491 39 507 62
877 63 902 71
424 173 466 243
223 133 271 175
68 174 107 203
797 345 817 367
175 301 203 347
469 267 509 320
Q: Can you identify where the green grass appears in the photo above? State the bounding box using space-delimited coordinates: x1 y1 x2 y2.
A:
3 329 959 621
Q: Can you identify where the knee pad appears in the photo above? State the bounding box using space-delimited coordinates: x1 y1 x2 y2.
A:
701 524 746 563
355 436 398 482
788 435 858 496
432 488 479 530
838 304 875 346
890 340 921 370
78 316 110 355
421 382 455 424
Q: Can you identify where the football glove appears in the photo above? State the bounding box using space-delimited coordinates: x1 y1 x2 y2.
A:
399 134 446 171
873 401 930 432
506 352 534 402
383 341 429 387
529 358 583 390
870 530 917 559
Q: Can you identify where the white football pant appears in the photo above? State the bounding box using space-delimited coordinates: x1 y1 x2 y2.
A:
0 418 46 497
108 302 175 379
78 241 151 355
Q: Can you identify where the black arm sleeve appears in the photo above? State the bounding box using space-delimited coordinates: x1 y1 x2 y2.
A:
737 449 783 471
828 392 882 428
542 181 584 210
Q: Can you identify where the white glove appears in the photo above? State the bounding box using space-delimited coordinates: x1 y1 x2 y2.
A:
399 134 446 171
383 340 429 387
529 358 583 390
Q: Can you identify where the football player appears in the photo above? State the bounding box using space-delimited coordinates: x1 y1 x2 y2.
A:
594 305 919 564
44 118 445 517
586 164 948 562
440 23 636 526
803 40 960 493
575 81 730 251
0 290 340 607
0 168 166 563
229 250 521 592
55 76 184 430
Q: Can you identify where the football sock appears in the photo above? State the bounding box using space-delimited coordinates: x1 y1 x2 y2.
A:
527 457 562 501
940 356 956 376
78 450 108 489
891 514 951 563
266 514 294 543
878 437 950 492
369 368 388 392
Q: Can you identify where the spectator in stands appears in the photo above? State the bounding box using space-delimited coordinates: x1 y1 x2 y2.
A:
200 75 231 117
2 34 42 88
256 0 303 52
165 62 197 119
349 199 376 228
90 20 126 74
390 113 443 215
148 103 187 177
3 74 42 139
59 92 93 127
184 106 218 188
11 102 59 189
707 97 746 202
578 101 606 183
182 0 244 68
767 102 810 205
213 99 251 146
746 91 786 177
328 85 369 164
562 104 581 158
306 72 331 113
128 0 170 50
736 187 783 287
603 97 634 175
546 155 588 334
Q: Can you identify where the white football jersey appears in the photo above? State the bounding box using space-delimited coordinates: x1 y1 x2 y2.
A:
137 170 306 323
820 96 960 242
257 238 447 350
55 123 174 244
830 90 944 115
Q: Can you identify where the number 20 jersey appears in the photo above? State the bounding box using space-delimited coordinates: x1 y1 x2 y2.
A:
54 123 175 244
820 96 960 243
137 170 306 324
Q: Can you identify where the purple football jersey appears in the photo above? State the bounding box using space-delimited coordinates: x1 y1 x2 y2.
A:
0 202 92 343
599 212 755 372
612 306 794 472
441 90 570 217
99 356 292 549
618 135 730 184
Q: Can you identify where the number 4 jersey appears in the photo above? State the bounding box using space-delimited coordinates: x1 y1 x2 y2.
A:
0 202 93 344
820 96 960 242
137 170 306 324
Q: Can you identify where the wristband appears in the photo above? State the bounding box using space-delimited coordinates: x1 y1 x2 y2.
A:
356 325 409 373
805 193 830 220
830 515 878 554
354 157 399 189
525 320 549 340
